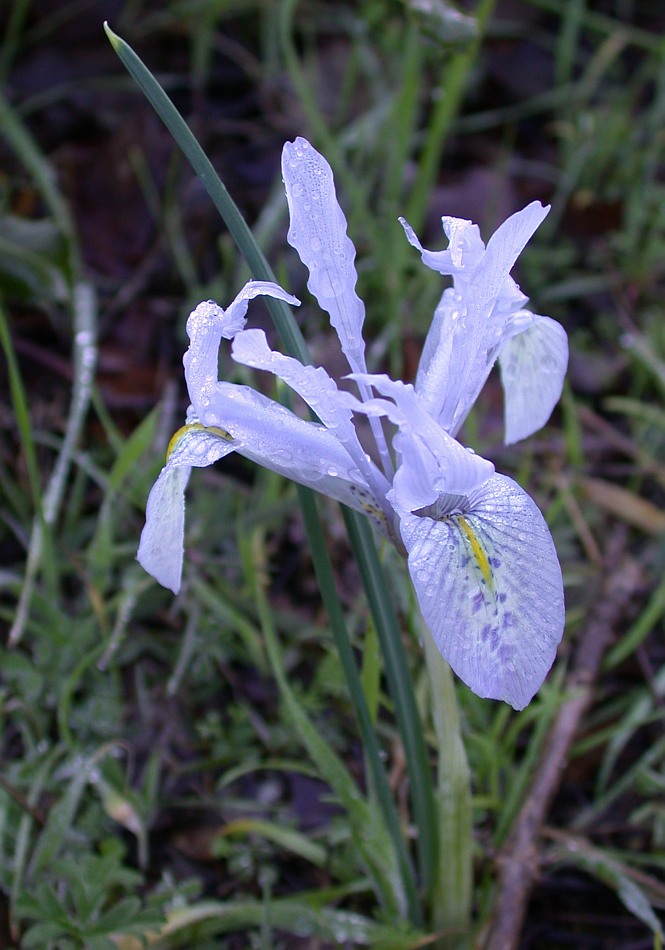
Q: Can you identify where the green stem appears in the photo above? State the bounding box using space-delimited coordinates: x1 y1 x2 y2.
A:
0 92 97 644
421 618 472 946
104 22 308 366
247 526 410 919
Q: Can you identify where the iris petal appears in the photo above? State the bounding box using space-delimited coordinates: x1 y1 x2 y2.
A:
282 138 367 374
403 203 555 437
399 473 564 710
232 328 391 505
137 426 236 594
499 315 569 444
184 283 299 420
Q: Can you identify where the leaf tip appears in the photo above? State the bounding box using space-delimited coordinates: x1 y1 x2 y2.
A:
103 21 121 50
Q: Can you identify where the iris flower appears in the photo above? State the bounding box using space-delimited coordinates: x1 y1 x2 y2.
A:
138 137 567 710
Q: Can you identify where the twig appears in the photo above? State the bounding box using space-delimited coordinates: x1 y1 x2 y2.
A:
483 527 642 950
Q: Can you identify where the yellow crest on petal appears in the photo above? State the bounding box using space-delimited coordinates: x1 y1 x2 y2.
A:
167 422 233 461
457 515 494 590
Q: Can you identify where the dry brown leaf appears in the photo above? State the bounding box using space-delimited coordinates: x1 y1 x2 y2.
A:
580 476 665 535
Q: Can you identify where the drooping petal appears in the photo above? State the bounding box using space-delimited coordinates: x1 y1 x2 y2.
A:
282 137 367 374
184 283 299 420
137 465 190 594
498 314 568 444
231 328 391 506
398 473 564 710
137 424 237 594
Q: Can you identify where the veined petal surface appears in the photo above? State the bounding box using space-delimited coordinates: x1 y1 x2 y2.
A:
282 137 367 374
499 314 569 444
399 214 485 277
347 372 495 508
399 473 564 710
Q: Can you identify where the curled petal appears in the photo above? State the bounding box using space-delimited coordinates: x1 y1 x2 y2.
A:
475 202 549 304
499 315 568 444
404 203 552 434
399 473 565 710
184 282 299 419
399 215 485 276
282 137 367 374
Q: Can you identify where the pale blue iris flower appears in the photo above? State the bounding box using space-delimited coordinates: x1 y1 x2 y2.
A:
138 137 568 710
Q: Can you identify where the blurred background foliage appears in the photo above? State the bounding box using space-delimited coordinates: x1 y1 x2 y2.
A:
0 0 664 947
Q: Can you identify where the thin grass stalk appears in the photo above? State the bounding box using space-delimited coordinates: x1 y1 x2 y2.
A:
8 281 98 646
296 486 421 925
343 510 438 894
0 0 32 86
104 23 307 365
0 89 80 274
0 93 98 644
105 23 431 915
245 526 410 918
404 0 496 233
0 303 47 532
277 0 380 243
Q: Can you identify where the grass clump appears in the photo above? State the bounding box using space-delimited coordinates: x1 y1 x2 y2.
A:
0 1 664 947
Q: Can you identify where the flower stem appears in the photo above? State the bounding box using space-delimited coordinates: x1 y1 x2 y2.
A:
421 618 473 946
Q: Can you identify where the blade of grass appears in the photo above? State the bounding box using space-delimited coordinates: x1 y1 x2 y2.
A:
404 0 496 233
0 92 97 644
297 486 421 924
0 0 32 87
0 302 46 530
103 22 306 363
0 89 80 274
344 510 438 894
9 281 97 645
245 524 409 919
420 618 472 946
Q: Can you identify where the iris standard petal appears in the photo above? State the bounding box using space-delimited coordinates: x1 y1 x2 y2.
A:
398 473 564 710
404 203 552 436
137 424 237 594
399 214 484 277
471 202 550 310
345 372 495 507
282 137 368 374
499 314 569 444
